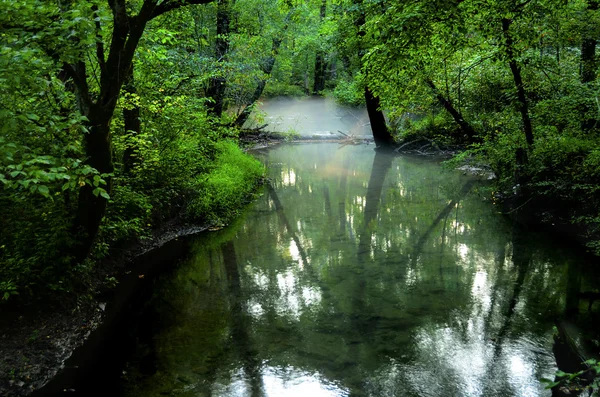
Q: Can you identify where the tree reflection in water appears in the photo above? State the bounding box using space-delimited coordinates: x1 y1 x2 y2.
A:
119 144 587 397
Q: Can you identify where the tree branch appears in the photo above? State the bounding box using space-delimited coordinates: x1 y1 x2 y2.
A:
91 5 106 74
150 0 216 20
62 62 92 107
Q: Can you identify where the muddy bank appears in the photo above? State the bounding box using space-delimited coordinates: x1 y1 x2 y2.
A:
0 220 209 397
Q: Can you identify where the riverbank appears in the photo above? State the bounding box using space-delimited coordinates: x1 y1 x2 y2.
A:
0 217 212 397
0 139 265 397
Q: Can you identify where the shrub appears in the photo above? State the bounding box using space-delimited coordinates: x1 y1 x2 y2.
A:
332 78 364 106
186 140 264 224
263 81 307 97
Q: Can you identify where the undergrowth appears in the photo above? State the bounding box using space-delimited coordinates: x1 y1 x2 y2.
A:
186 140 264 224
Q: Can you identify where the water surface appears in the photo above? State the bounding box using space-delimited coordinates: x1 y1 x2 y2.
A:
114 143 588 397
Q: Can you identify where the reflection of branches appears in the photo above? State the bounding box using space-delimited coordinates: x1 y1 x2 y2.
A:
346 151 396 396
266 180 310 267
565 259 583 317
480 226 532 397
439 214 448 283
411 180 475 266
358 151 395 261
323 184 333 219
221 241 265 397
339 159 349 236
483 243 507 333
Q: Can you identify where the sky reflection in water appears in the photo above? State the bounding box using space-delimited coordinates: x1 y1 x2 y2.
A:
121 143 575 397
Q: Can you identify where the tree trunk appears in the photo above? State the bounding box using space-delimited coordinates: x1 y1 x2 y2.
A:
364 86 394 147
580 0 599 132
63 0 217 264
122 65 141 174
73 107 114 262
312 0 328 94
232 7 295 128
313 53 326 94
425 79 476 140
352 0 393 147
233 37 284 127
206 0 231 117
502 17 534 147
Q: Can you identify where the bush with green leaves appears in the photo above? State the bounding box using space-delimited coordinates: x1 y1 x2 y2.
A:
186 140 264 224
396 111 460 145
332 77 364 106
263 81 307 98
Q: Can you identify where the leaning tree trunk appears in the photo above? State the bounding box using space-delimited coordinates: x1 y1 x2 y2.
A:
353 0 394 147
425 79 476 141
502 17 534 147
232 7 294 128
364 86 394 147
580 0 599 132
312 0 328 94
233 35 286 127
206 0 231 117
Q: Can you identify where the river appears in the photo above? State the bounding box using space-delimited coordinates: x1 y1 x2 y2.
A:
64 98 599 397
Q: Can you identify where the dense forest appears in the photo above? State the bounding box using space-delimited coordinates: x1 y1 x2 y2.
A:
1 0 599 308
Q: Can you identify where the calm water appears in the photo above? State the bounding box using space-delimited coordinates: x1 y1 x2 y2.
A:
112 142 592 397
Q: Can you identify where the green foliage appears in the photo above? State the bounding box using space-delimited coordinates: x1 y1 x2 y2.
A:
263 81 307 97
332 77 364 106
331 0 600 253
0 0 273 303
0 280 19 301
396 111 459 145
1 0 600 310
99 185 153 247
186 140 264 224
542 359 600 396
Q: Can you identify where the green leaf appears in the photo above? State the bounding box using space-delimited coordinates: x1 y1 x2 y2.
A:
37 185 50 196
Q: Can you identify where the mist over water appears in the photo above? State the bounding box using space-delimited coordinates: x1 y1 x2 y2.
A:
250 97 372 138
110 142 588 397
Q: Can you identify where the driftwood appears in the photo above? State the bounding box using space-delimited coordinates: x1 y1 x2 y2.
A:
417 143 431 152
241 123 269 133
395 138 425 152
395 137 459 156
